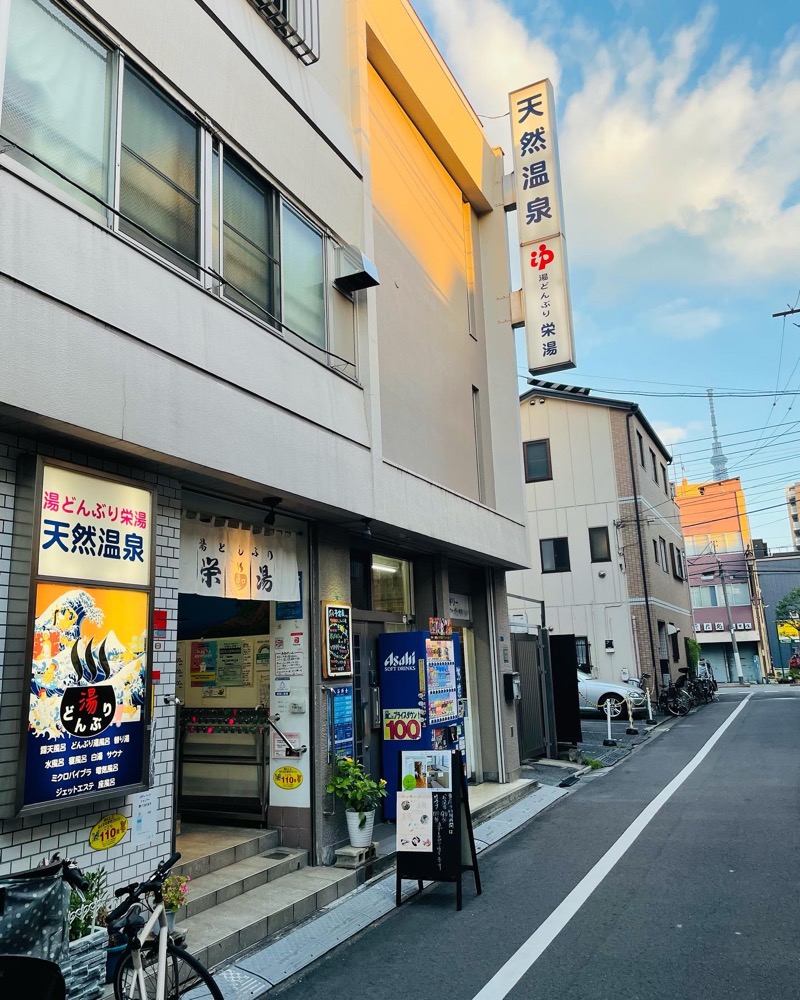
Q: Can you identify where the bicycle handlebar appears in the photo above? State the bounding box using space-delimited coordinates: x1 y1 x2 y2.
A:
106 853 182 925
62 861 90 894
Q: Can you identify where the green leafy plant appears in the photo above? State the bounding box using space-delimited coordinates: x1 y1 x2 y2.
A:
775 588 800 624
789 669 800 682
582 757 605 770
326 756 387 828
685 637 701 672
161 873 190 912
68 867 108 941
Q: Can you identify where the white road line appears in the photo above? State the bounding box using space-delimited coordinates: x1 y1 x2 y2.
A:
472 693 753 1000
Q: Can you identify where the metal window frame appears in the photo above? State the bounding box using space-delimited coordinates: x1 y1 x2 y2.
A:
279 198 329 356
588 525 611 563
523 439 552 483
540 536 570 574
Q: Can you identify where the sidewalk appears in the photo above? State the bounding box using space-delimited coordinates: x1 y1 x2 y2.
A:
204 712 678 998
209 782 569 999
576 711 668 766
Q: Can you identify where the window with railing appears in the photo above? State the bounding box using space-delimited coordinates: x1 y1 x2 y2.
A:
248 1 320 65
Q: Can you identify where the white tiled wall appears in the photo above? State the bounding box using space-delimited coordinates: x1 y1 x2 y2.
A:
0 431 180 888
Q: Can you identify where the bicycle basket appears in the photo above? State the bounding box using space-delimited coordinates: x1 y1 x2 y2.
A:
0 860 70 963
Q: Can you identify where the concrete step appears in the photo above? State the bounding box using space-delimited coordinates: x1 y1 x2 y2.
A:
175 829 280 880
180 847 307 919
182 863 363 972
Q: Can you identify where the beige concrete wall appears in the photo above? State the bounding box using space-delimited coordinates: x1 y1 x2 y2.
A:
610 409 693 680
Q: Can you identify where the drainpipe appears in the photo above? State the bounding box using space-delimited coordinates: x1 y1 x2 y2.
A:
625 409 660 694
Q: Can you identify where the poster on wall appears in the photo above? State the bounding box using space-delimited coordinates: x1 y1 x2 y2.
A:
20 461 154 813
24 583 149 807
269 594 311 809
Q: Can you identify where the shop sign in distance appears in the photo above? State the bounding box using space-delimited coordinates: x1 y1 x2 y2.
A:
273 765 303 790
89 812 129 851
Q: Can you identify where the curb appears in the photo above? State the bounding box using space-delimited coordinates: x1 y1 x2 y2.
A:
215 784 570 997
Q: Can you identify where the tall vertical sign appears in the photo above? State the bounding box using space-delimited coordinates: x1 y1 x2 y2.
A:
19 461 155 813
509 79 576 375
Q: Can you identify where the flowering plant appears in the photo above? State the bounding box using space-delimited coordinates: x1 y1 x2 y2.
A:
326 756 387 828
161 873 190 912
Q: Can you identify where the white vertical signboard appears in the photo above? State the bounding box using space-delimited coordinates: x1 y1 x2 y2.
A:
509 79 576 375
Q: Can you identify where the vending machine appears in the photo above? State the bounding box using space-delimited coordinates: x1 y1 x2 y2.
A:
378 630 467 819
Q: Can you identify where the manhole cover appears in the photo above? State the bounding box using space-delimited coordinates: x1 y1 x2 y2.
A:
263 850 291 860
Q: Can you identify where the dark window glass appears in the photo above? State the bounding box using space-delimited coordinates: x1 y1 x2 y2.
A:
119 66 200 274
223 149 277 321
541 537 570 573
661 465 669 495
575 637 591 672
637 430 645 466
350 551 371 610
589 526 611 562
650 449 658 484
524 440 551 482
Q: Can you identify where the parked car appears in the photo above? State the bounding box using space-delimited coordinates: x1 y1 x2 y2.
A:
577 672 647 717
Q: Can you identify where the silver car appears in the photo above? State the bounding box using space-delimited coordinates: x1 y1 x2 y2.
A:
577 672 647 717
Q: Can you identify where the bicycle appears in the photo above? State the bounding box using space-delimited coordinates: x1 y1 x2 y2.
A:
0 853 89 1000
106 852 223 1000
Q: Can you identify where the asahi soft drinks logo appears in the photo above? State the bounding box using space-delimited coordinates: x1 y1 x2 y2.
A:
383 650 416 671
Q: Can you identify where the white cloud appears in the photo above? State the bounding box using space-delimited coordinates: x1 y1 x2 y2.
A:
651 420 706 447
416 2 800 292
413 0 560 150
644 299 723 340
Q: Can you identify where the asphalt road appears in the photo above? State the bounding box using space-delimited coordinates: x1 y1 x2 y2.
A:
274 688 800 1000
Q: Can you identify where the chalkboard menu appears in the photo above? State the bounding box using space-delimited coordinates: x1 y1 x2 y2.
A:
322 601 353 679
395 749 481 911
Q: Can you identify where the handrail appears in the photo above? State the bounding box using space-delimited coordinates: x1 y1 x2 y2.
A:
258 706 307 756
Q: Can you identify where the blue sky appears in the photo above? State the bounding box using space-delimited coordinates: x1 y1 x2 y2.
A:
413 1 800 550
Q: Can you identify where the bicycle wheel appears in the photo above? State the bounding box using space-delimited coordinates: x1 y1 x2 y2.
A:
115 942 223 999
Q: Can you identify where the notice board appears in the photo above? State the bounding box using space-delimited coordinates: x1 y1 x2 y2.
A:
395 749 481 911
322 602 353 679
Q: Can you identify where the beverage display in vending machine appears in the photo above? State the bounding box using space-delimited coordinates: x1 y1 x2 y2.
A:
378 630 466 819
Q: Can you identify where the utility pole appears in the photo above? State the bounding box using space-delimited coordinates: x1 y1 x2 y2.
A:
718 559 745 685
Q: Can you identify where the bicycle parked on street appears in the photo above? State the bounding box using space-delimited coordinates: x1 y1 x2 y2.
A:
106 852 223 1000
0 853 89 1000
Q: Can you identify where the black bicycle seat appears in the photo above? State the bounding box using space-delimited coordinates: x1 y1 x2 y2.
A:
108 912 146 934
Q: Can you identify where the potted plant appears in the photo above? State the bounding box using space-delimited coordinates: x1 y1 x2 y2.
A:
326 755 387 848
161 872 191 931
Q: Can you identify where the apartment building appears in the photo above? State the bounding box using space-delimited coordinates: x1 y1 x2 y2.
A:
784 482 800 551
675 478 768 683
508 382 693 693
0 0 528 894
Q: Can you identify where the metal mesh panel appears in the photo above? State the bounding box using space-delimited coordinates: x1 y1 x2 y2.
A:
249 0 320 65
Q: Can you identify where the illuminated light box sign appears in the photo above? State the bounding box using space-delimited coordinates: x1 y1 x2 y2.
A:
19 461 155 813
508 78 576 375
38 465 152 586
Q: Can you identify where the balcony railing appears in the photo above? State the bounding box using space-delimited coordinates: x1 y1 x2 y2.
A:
250 1 320 65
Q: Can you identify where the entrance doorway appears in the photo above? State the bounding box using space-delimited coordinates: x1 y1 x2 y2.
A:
512 632 547 761
352 622 383 784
